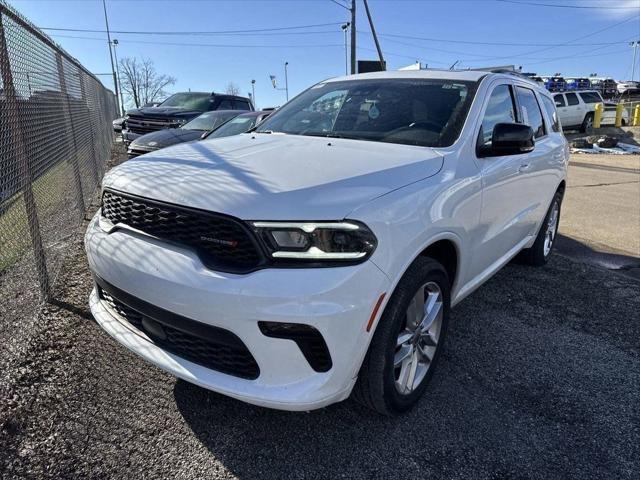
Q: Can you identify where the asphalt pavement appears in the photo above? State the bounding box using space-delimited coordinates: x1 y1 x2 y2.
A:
1 153 639 480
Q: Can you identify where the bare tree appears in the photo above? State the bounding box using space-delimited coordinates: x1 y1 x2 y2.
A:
119 57 176 108
225 82 240 96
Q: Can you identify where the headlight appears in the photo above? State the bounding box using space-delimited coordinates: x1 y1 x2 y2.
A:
252 221 377 264
175 118 189 126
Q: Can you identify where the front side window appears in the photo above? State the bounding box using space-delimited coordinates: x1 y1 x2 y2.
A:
479 84 516 146
159 93 213 111
540 95 561 132
553 94 566 107
217 99 234 110
255 79 478 148
578 92 603 104
516 86 545 139
235 100 252 110
565 92 579 106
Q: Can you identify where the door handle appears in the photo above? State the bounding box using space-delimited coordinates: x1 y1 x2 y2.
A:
518 163 532 173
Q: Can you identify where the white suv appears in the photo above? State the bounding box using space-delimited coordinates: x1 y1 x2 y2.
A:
553 90 629 132
86 70 568 415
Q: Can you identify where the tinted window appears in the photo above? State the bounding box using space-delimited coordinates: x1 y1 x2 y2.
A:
578 92 603 104
217 99 234 109
540 95 561 132
516 86 545 138
160 93 213 111
181 111 240 131
235 100 252 110
553 94 566 107
256 79 477 148
565 92 579 106
479 84 516 145
207 115 257 138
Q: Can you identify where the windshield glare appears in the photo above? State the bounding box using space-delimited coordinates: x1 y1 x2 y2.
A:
255 79 477 147
159 93 213 111
182 111 239 131
208 115 257 138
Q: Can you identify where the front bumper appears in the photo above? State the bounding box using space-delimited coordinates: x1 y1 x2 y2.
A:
121 129 142 144
85 212 390 410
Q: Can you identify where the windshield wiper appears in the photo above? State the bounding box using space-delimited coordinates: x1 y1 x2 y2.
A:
303 132 347 139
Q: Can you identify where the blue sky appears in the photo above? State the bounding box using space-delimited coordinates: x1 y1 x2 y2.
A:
7 0 640 109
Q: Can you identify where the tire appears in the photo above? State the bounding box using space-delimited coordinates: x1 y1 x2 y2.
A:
580 113 594 133
352 257 450 416
518 190 562 266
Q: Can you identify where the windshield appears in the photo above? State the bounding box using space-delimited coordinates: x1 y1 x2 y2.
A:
255 79 477 147
159 92 213 111
182 111 239 131
207 115 258 138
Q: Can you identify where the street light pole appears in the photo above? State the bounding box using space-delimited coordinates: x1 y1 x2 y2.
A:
631 41 639 82
284 61 289 101
350 0 356 74
341 23 350 75
102 0 121 116
251 79 256 109
112 39 125 115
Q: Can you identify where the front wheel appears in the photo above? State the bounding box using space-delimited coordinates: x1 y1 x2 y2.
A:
352 257 450 415
518 191 562 266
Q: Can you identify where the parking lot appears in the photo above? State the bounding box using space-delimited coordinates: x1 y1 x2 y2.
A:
1 149 638 480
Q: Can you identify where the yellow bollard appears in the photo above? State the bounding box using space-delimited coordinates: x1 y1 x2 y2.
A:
633 105 640 127
593 103 603 129
614 103 625 127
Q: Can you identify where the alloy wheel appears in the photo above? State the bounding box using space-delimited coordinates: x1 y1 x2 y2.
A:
394 282 443 395
544 200 559 257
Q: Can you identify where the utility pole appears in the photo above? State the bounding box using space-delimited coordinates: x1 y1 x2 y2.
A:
631 40 639 82
284 61 289 101
363 0 385 71
251 79 256 109
350 0 356 74
102 0 121 115
341 23 350 75
112 39 125 115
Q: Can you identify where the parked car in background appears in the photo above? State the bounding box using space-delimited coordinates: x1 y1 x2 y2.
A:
86 70 568 414
127 110 243 158
122 92 254 144
542 76 567 92
553 90 629 131
202 110 271 140
616 80 640 96
588 78 618 98
565 77 591 91
112 117 125 133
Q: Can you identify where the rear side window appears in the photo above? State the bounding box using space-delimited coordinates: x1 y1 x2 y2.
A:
540 95 561 132
479 84 517 145
234 100 252 110
217 99 234 109
578 92 602 104
553 94 566 107
565 92 579 106
516 86 545 139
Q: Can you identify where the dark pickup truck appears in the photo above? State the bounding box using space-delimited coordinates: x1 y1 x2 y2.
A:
122 92 253 144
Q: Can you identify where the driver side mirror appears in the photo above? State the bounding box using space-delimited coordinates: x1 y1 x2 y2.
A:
478 123 535 157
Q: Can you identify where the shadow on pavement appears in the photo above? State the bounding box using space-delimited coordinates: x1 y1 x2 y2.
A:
555 233 640 281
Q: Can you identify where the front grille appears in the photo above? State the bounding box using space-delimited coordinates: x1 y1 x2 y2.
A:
98 283 260 380
126 115 177 135
101 189 263 273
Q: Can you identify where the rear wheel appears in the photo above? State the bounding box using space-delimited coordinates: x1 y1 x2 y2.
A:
580 113 594 133
353 257 450 415
518 191 562 266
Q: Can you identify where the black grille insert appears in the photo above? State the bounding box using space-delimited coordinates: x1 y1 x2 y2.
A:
101 189 264 273
97 277 260 380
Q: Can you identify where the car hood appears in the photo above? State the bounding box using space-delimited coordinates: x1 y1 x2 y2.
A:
127 106 203 118
103 134 444 220
130 128 203 150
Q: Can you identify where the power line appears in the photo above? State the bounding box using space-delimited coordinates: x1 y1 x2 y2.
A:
40 22 346 36
496 0 640 9
328 0 350 10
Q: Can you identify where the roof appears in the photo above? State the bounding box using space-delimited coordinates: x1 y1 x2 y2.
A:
325 69 489 83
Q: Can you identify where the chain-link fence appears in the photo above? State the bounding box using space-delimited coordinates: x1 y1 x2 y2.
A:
0 1 116 355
